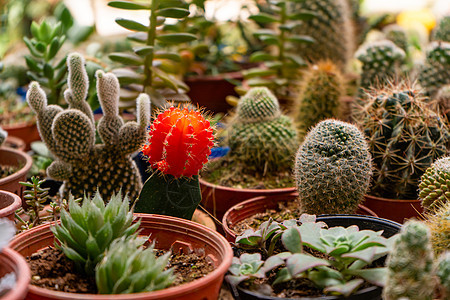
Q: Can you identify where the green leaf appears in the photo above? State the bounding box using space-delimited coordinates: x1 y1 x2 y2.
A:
282 227 303 253
39 21 51 43
156 8 190 18
342 247 378 264
253 29 277 37
285 53 307 67
49 22 62 39
289 10 317 21
259 35 279 45
23 37 43 58
85 235 102 262
62 246 86 264
47 37 60 60
156 33 197 44
279 21 300 31
108 0 149 10
324 279 364 297
35 42 46 53
263 254 286 273
127 32 147 43
249 51 275 63
43 63 54 79
24 56 41 73
286 253 330 276
288 35 315 44
246 78 276 87
243 68 277 78
95 222 113 252
273 267 292 285
109 53 143 65
299 222 326 252
248 13 279 24
346 268 387 287
115 18 148 32
152 67 179 91
154 51 181 62
308 267 344 288
134 46 153 57
30 21 40 39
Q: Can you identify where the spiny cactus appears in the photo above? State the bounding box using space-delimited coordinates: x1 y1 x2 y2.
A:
436 85 450 118
383 220 436 300
0 126 7 146
26 52 150 200
355 40 406 91
426 201 450 256
418 41 450 97
291 0 354 69
295 119 372 214
228 87 298 173
294 61 344 141
96 236 174 294
355 83 449 200
383 24 409 54
51 191 140 275
419 157 450 212
432 15 450 42
436 252 450 299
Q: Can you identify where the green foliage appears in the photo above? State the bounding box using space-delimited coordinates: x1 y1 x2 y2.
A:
419 156 450 212
96 235 174 294
432 16 450 42
295 119 372 214
418 41 450 97
227 87 298 174
383 220 435 300
51 191 140 275
355 83 449 200
294 61 344 141
231 214 394 298
108 0 195 110
26 53 150 200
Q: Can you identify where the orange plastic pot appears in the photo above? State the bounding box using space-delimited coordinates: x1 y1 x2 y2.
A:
222 192 378 242
0 147 33 199
199 177 296 221
9 214 233 300
3 122 40 151
3 136 26 152
0 191 22 221
363 194 423 223
0 248 31 300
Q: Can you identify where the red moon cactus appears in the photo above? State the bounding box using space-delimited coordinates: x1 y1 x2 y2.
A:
142 107 214 178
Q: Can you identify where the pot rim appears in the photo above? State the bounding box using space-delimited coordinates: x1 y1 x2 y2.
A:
4 136 26 152
2 120 36 130
0 247 31 300
184 70 243 81
199 176 297 194
364 194 422 203
0 147 33 185
0 190 22 218
9 213 233 299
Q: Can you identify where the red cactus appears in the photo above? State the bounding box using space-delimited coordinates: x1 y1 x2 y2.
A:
142 107 214 178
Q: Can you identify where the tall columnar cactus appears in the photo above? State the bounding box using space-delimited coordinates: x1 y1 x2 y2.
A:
295 119 372 214
432 15 450 42
419 157 450 212
383 24 409 54
355 40 406 91
383 220 436 300
291 0 354 69
0 126 7 146
355 84 449 200
425 200 450 256
294 61 344 141
26 53 150 201
418 41 450 97
228 87 298 173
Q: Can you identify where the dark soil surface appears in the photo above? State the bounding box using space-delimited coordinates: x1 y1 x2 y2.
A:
27 246 215 294
0 165 19 179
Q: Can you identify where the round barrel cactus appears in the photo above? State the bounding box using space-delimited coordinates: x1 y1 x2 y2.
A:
419 156 450 212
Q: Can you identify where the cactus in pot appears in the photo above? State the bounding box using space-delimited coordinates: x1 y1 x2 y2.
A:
295 119 372 214
26 52 150 200
432 15 450 43
418 41 450 97
419 156 450 212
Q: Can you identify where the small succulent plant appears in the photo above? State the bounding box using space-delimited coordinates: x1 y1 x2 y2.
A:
96 235 174 294
51 191 140 275
419 156 450 212
135 106 214 220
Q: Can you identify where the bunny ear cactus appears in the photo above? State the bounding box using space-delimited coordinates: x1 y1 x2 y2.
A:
26 52 150 201
383 220 436 300
294 61 344 141
135 106 214 220
418 41 450 97
295 119 372 214
228 87 298 173
419 156 450 212
355 83 450 200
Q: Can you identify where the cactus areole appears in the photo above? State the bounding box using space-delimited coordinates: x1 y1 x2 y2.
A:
136 106 214 220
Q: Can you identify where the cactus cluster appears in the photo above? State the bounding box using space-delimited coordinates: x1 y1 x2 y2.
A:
295 119 372 214
419 157 450 212
228 87 298 173
294 61 344 141
0 126 7 146
425 200 450 256
383 220 436 300
291 0 354 69
418 41 450 97
355 40 406 91
432 15 450 42
355 84 449 200
26 53 150 200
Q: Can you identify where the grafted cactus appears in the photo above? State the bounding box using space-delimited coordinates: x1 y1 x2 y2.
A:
419 156 450 212
26 53 150 201
0 126 7 146
418 41 450 97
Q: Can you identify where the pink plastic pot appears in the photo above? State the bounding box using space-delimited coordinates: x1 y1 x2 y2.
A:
9 214 233 300
0 190 22 221
0 247 30 300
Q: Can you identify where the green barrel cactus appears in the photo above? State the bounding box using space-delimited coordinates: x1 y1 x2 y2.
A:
426 200 450 256
228 87 298 173
290 0 354 69
355 40 406 91
383 24 409 54
432 15 450 42
26 52 150 201
418 41 450 97
383 220 436 300
295 119 372 214
294 61 344 141
0 126 7 146
355 84 449 200
419 156 450 212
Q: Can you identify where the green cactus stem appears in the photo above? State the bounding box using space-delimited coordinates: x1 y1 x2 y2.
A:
419 156 450 212
418 41 450 97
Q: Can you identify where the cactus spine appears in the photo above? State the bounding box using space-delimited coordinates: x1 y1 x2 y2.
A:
418 41 450 97
26 53 150 201
419 157 450 212
355 83 449 200
228 87 298 173
295 119 372 214
294 61 344 141
425 201 450 256
383 220 435 300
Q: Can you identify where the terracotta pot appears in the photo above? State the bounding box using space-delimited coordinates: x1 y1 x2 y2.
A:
0 147 33 199
363 194 423 224
185 71 242 113
9 214 233 300
222 192 378 242
3 136 26 152
0 190 22 221
199 177 296 220
0 247 31 300
3 122 40 152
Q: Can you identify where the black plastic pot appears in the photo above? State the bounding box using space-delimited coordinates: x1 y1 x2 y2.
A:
228 214 402 300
